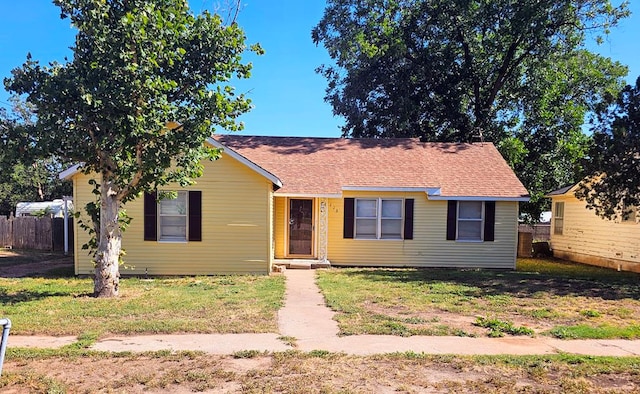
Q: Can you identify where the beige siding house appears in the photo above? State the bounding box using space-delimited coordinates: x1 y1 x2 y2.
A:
63 136 529 275
547 185 640 273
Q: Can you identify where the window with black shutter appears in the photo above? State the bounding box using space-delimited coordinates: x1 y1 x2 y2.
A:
144 190 202 242
446 200 495 242
344 198 414 240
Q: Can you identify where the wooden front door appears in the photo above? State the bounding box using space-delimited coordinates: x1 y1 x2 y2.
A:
288 199 313 256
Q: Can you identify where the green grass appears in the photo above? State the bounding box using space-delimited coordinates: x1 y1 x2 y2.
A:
316 258 640 338
232 350 265 359
549 324 640 339
0 274 286 337
474 316 535 337
517 257 640 280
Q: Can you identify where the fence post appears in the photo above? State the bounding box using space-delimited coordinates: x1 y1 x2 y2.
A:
8 214 13 249
0 216 10 248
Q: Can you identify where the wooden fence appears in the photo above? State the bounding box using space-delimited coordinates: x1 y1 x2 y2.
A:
0 216 74 251
518 223 551 242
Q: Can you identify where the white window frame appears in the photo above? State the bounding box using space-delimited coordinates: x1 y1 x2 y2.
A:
158 190 188 242
355 198 403 240
554 201 564 235
456 201 484 242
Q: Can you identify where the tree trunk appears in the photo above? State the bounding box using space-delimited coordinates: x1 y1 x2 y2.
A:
93 179 122 297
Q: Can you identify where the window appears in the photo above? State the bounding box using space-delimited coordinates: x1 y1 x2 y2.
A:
554 202 564 235
159 191 188 241
446 200 495 242
353 199 403 239
381 199 403 239
144 191 202 242
355 199 377 238
344 198 413 240
457 201 483 241
354 198 403 239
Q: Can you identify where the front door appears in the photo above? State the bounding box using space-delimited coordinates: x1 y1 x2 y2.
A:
288 199 313 256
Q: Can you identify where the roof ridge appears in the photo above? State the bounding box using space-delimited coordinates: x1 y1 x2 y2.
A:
214 134 494 145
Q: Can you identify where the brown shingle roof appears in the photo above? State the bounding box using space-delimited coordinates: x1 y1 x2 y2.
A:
214 135 529 199
545 184 576 197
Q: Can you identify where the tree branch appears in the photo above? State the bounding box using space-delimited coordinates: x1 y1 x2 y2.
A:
116 142 144 200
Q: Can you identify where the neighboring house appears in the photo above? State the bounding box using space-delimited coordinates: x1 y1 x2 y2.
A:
15 199 73 218
547 184 640 273
61 136 529 276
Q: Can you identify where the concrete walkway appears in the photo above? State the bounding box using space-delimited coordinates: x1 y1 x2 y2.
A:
8 269 640 356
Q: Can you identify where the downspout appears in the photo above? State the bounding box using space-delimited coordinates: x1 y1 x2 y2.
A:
0 318 11 375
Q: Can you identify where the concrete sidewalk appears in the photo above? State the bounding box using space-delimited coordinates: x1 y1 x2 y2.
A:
8 269 640 356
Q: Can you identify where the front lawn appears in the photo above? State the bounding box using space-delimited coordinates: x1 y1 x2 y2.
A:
0 274 285 337
316 258 640 338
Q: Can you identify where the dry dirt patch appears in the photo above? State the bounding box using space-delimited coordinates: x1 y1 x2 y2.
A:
2 353 639 393
0 250 73 278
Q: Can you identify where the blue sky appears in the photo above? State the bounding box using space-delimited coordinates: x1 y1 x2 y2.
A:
1 1 638 138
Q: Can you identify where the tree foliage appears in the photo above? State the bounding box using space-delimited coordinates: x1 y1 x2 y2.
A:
575 77 640 221
5 0 258 297
0 97 72 216
511 50 627 220
312 0 629 219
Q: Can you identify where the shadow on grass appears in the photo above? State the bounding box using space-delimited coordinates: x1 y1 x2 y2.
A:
335 264 640 301
0 250 70 266
0 249 74 279
36 266 75 278
0 288 75 305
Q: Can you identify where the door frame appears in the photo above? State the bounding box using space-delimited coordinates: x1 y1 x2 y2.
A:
285 197 316 258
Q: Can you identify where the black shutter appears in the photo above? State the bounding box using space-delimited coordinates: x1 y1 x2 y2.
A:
343 198 355 239
404 199 414 240
188 191 202 242
446 200 457 240
484 201 495 242
144 192 157 241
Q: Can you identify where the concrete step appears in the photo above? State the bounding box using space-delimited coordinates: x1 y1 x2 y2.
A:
274 259 331 270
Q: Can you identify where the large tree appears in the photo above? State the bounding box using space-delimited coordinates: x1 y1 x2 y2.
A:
5 0 259 297
312 0 628 219
575 77 640 221
510 49 627 220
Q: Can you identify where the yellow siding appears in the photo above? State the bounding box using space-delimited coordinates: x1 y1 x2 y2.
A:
274 197 286 258
72 173 93 276
73 154 274 276
550 194 640 271
327 192 518 268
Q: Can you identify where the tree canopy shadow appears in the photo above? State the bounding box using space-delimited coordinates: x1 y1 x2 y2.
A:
335 267 640 301
216 134 474 155
0 288 75 305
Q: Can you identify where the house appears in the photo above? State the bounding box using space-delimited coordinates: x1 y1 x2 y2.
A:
62 136 529 276
547 184 640 273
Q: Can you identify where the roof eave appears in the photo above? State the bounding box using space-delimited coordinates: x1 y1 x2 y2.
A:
57 139 286 188
427 195 530 202
342 186 441 194
59 163 83 180
207 137 283 188
545 183 579 198
275 192 343 198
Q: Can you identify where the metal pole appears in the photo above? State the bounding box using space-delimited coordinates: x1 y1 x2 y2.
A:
0 318 11 376
63 196 71 255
